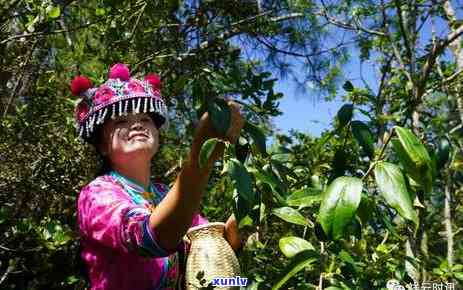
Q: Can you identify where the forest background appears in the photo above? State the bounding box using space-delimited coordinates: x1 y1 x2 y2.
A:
0 0 462 289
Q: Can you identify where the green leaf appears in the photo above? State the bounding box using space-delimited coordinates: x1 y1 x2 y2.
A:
437 137 451 168
356 193 375 224
393 126 433 192
272 250 317 290
374 161 418 224
392 131 433 193
331 149 348 178
227 158 255 204
237 215 253 228
208 99 231 136
235 138 250 162
95 8 106 16
339 249 355 264
252 168 286 197
351 120 375 157
394 126 431 166
198 138 220 169
343 81 354 92
337 104 354 127
391 139 417 174
233 194 251 223
272 207 312 227
454 272 463 281
317 177 363 239
47 6 61 19
244 121 267 155
286 188 322 208
279 236 314 258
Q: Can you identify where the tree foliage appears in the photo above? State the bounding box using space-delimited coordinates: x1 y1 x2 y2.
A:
1 0 463 289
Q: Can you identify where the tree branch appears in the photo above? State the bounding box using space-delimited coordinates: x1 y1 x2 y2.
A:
418 24 463 99
444 175 454 268
255 36 354 58
136 11 306 71
128 2 147 43
0 267 12 285
2 41 36 118
380 0 414 86
316 0 385 37
0 22 96 44
394 0 413 67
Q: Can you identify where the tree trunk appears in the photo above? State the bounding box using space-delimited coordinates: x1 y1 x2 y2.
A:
441 0 458 271
444 176 454 268
443 0 463 126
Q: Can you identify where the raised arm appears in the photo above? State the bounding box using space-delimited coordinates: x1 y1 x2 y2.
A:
149 102 244 251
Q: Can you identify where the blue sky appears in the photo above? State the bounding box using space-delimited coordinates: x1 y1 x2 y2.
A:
248 7 453 138
272 47 376 137
264 4 458 138
272 82 343 137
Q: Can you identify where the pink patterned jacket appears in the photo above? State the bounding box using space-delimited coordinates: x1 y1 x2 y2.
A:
77 171 207 290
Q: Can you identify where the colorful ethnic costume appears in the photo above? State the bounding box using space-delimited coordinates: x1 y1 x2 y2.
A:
78 171 207 290
72 64 207 289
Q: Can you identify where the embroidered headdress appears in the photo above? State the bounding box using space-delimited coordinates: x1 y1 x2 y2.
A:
71 63 168 143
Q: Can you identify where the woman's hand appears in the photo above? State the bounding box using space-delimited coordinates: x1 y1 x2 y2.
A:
190 100 244 173
194 100 245 144
224 214 245 252
151 101 245 251
222 101 245 144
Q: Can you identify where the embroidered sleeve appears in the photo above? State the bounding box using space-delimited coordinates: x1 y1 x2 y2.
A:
153 182 209 227
78 178 172 257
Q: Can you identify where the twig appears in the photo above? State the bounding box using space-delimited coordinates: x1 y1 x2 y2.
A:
444 175 454 268
0 267 13 285
394 0 413 67
128 2 147 43
0 22 96 44
381 230 389 245
449 124 462 134
380 0 414 87
255 36 355 58
0 244 17 252
418 21 463 98
317 242 325 290
0 244 40 252
170 11 305 67
318 272 324 290
317 0 385 37
362 127 394 180
269 12 304 23
2 41 36 118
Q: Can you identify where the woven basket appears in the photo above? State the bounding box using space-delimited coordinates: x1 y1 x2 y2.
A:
185 222 240 289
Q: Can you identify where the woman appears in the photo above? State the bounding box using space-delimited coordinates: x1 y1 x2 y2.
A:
73 63 244 290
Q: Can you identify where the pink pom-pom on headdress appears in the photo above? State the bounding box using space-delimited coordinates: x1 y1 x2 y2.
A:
109 63 130 81
70 76 92 96
144 73 161 90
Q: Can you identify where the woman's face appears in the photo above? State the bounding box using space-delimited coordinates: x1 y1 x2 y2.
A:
99 113 159 166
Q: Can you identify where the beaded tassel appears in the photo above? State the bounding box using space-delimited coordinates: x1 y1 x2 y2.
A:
111 103 116 119
85 121 90 138
124 99 128 115
135 98 141 114
118 101 122 117
143 98 148 113
95 110 102 125
89 114 95 133
150 98 154 112
100 107 108 123
78 126 83 138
